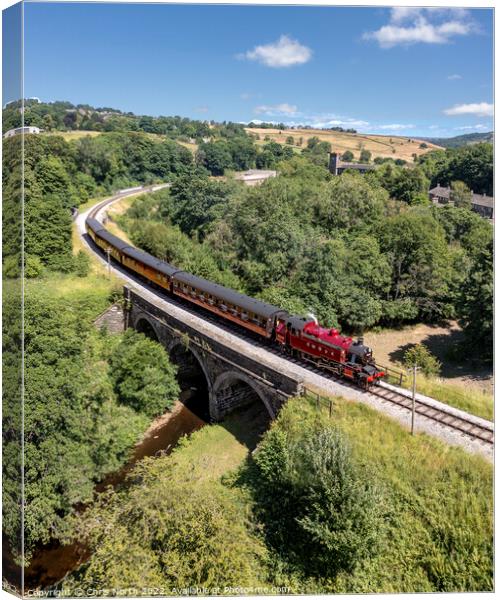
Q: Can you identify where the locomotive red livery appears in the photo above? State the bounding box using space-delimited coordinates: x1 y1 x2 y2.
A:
86 216 386 389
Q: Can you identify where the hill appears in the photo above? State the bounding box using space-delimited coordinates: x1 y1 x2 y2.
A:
421 131 493 149
244 126 443 162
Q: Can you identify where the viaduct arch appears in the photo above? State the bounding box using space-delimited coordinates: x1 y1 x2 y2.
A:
124 286 303 423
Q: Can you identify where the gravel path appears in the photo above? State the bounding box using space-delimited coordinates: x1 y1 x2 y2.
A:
77 190 494 463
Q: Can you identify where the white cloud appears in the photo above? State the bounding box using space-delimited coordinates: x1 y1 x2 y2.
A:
303 118 370 129
194 106 209 113
378 123 415 131
240 35 312 68
429 125 440 130
363 8 474 48
447 74 462 80
254 103 298 116
444 102 493 117
454 124 488 131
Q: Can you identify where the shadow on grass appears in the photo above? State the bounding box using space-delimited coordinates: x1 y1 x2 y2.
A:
389 329 492 382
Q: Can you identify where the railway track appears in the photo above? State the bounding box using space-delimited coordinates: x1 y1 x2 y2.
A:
80 189 494 452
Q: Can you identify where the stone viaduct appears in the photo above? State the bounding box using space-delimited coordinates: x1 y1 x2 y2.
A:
123 286 304 422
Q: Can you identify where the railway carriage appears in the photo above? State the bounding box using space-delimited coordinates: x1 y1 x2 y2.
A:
172 271 287 338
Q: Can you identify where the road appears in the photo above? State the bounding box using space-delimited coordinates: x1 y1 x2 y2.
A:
77 186 493 462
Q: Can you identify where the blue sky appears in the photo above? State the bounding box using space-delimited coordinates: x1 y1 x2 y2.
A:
19 2 494 137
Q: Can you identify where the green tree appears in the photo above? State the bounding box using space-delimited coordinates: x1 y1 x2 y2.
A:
254 422 383 578
197 140 232 175
450 180 472 209
404 344 441 377
110 330 180 418
359 149 371 163
378 211 453 321
458 234 493 358
341 150 354 161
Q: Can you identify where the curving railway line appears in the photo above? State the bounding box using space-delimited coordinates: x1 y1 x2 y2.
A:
77 186 494 461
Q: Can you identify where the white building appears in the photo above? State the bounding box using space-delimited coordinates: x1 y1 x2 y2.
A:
3 126 41 139
235 169 277 186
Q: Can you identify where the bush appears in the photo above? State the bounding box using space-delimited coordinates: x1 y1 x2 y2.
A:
2 255 21 279
25 254 44 278
253 422 383 578
73 250 90 277
404 344 441 377
110 330 180 418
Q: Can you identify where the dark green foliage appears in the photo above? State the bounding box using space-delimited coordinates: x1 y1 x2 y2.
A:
2 130 194 277
24 194 73 269
359 149 371 163
458 232 493 358
253 420 383 578
168 175 232 240
341 150 354 161
302 136 332 166
7 292 156 561
418 143 493 195
3 99 211 139
378 210 453 321
110 330 180 418
371 162 429 204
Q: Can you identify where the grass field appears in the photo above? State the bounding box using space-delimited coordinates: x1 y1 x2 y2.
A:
44 130 103 141
245 127 443 162
88 395 492 593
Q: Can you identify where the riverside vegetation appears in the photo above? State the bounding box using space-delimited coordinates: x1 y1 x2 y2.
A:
2 105 493 591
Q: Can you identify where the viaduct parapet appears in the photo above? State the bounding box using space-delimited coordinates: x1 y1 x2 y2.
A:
123 286 304 421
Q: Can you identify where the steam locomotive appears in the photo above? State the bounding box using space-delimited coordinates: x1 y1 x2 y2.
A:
86 216 386 389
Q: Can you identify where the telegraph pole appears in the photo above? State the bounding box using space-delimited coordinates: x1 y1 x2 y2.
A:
411 363 417 435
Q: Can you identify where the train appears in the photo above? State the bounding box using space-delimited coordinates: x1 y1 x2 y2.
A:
86 216 386 389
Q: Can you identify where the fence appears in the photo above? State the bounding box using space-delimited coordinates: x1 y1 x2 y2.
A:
302 386 335 418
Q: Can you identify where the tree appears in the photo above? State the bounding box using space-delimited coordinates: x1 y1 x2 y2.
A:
404 344 441 377
63 455 267 592
24 193 74 269
197 141 232 175
314 172 386 233
341 150 354 161
378 210 453 321
110 330 180 418
286 135 295 145
168 174 231 240
458 234 493 358
450 180 472 209
254 422 383 578
359 149 371 163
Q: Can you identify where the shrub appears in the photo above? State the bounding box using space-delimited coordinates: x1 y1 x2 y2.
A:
404 343 441 377
73 250 90 277
253 423 383 578
25 255 44 278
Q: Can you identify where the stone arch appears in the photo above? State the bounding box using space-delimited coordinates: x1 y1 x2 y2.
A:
211 370 276 421
134 314 160 342
167 338 213 421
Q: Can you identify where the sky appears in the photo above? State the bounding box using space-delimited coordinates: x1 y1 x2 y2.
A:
16 2 495 137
